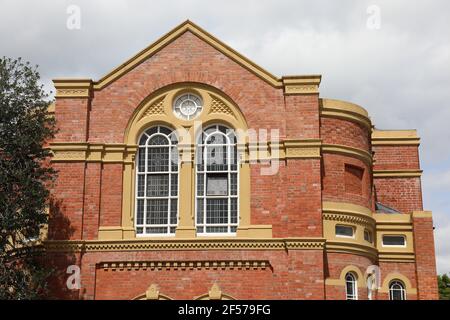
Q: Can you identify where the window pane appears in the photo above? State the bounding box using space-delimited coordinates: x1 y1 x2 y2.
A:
336 225 354 237
170 199 177 224
206 226 228 233
146 227 167 234
159 127 172 136
148 147 169 172
171 146 179 172
206 174 228 196
144 127 158 137
146 199 168 224
136 199 144 225
230 173 238 195
206 145 227 171
197 173 204 196
137 175 145 197
138 148 146 172
206 199 228 224
197 199 204 224
383 235 405 246
139 134 148 146
148 135 169 145
171 174 178 196
230 198 238 223
196 148 204 171
146 174 169 197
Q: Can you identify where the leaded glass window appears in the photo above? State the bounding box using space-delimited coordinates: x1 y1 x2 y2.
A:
136 126 179 235
196 125 238 234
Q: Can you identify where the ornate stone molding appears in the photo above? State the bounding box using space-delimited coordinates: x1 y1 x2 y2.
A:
323 213 374 228
320 98 372 129
372 130 420 146
139 96 166 119
325 240 378 260
53 79 93 98
208 94 236 119
50 143 137 163
44 238 326 252
282 76 321 95
322 144 372 166
99 260 271 271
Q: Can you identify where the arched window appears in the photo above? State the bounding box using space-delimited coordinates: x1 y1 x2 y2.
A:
345 272 358 300
389 280 406 300
196 125 238 235
136 126 179 235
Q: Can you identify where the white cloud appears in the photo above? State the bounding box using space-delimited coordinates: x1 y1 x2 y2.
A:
1 0 449 274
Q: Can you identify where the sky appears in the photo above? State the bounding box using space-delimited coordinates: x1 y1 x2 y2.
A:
1 0 449 274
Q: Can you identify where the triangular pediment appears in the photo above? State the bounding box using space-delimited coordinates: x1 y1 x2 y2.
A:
92 20 283 89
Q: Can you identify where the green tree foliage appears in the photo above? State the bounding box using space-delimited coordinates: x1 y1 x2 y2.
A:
0 57 56 299
438 273 450 300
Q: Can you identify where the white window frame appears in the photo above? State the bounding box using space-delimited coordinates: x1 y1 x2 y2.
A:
335 224 355 239
135 126 179 236
345 272 358 300
173 93 203 120
389 280 407 300
195 124 239 236
382 234 406 248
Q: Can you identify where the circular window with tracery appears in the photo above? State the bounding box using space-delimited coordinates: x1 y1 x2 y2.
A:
173 93 203 120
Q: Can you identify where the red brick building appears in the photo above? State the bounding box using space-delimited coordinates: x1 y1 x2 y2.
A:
45 21 438 300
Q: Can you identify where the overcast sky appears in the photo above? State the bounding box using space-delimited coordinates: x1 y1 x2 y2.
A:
1 0 449 274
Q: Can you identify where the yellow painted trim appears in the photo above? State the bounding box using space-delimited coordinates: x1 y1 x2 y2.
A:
283 139 322 159
320 98 372 129
101 260 270 271
322 144 372 166
44 238 326 252
325 240 378 260
195 284 236 300
322 201 372 217
379 273 417 294
282 76 321 95
325 265 366 288
373 170 422 178
133 284 173 300
412 211 432 219
53 79 93 98
372 130 420 146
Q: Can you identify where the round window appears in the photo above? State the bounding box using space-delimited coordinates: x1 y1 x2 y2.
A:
173 93 203 120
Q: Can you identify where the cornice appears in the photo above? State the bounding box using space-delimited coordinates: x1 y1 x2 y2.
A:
325 240 378 260
321 144 372 166
320 98 372 129
373 169 422 178
44 238 326 252
53 79 93 98
99 260 271 271
371 130 420 146
282 76 321 95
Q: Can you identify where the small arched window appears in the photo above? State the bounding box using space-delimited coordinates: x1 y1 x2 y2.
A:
389 280 406 300
196 125 238 235
136 126 179 235
345 272 358 300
